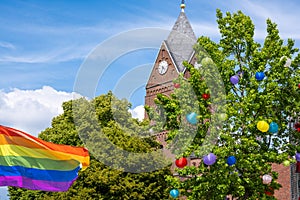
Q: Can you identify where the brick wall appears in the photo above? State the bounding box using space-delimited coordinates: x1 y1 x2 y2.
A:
145 44 179 110
272 163 291 199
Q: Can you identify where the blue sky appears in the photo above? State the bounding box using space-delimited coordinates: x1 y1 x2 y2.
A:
0 0 300 198
2 0 300 96
1 0 300 99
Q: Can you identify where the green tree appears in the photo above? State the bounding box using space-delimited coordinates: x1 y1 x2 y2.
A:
155 10 300 199
9 92 171 200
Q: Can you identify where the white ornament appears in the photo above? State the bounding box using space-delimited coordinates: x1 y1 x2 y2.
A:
284 58 292 67
194 62 202 69
262 174 272 184
280 56 292 68
149 128 154 135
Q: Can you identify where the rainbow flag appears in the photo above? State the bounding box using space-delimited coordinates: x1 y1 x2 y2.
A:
0 125 90 192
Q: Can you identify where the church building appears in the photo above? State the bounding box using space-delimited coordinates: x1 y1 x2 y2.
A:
145 2 197 109
144 1 298 199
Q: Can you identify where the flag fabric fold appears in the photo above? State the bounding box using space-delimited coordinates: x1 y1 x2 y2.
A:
0 125 90 192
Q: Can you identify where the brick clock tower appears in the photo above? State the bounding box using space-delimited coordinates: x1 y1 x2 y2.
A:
145 2 197 109
144 1 298 199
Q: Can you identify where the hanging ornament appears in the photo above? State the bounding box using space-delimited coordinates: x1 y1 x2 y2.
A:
283 160 290 166
255 72 265 81
257 121 269 132
230 75 239 85
268 122 279 133
298 83 300 89
201 57 214 66
186 112 197 125
202 93 210 100
194 62 202 69
295 123 300 132
170 189 179 198
218 113 227 121
175 157 188 168
280 56 292 67
265 187 274 196
174 83 180 88
149 128 154 134
284 58 292 67
296 153 300 161
203 153 217 166
237 71 244 76
296 161 300 173
262 174 272 184
256 136 263 142
227 156 237 166
265 191 273 196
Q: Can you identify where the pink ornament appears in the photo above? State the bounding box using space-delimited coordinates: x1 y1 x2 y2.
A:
174 83 180 88
262 174 272 184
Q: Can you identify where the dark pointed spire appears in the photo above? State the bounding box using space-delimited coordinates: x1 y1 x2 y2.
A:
165 1 196 72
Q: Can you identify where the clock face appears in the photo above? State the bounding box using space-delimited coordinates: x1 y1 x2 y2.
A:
158 60 168 75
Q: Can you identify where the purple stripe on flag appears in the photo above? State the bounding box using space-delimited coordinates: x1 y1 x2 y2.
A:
0 176 77 192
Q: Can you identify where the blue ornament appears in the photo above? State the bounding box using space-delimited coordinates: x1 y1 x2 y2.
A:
255 72 265 81
227 156 236 166
269 122 279 133
170 189 179 198
186 112 197 125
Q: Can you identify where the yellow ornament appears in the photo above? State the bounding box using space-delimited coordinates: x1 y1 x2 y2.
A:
257 121 269 132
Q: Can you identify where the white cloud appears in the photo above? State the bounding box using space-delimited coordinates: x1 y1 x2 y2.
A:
225 0 300 40
0 44 93 64
0 187 7 200
129 105 145 121
192 22 220 38
0 41 15 50
0 86 79 136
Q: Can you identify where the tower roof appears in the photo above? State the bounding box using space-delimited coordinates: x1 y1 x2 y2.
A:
165 10 197 72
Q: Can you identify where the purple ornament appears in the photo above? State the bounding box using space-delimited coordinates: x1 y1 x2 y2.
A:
296 153 300 161
237 71 244 76
203 153 217 166
230 75 239 85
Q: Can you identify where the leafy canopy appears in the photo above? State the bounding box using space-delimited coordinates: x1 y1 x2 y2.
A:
156 9 300 200
9 92 171 200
